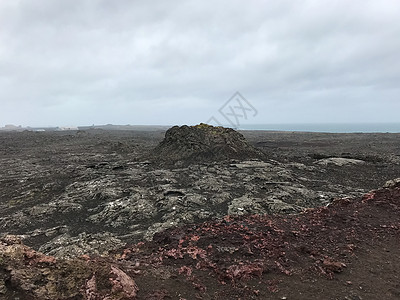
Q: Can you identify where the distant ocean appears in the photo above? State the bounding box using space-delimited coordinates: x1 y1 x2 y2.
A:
237 123 400 133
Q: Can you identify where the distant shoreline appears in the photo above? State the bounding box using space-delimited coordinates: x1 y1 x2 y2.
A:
1 123 400 133
237 123 400 133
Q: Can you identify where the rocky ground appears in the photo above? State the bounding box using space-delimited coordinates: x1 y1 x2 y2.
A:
0 127 399 258
0 126 399 299
1 178 399 299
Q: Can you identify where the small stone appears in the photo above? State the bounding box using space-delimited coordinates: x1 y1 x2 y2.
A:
0 280 7 294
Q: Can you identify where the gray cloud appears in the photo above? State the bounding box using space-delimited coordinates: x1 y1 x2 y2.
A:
0 0 399 126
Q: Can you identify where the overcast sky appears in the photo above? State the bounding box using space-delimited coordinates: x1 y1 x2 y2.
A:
0 0 399 127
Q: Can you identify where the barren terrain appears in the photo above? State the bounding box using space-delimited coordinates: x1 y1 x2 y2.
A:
0 127 399 299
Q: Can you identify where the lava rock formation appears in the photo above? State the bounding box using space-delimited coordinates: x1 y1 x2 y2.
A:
153 123 264 164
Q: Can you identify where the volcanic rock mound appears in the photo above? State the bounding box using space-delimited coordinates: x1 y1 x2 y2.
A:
153 123 264 164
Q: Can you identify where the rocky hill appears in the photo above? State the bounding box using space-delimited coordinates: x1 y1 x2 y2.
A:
152 124 264 164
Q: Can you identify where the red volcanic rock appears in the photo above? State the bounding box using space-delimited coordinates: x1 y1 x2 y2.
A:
322 259 346 273
109 266 139 298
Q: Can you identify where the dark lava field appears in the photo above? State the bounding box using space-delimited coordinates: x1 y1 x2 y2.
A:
0 126 399 299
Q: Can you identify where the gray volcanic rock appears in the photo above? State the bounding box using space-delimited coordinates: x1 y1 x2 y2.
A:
316 157 366 166
38 232 125 258
1 129 400 259
152 123 264 164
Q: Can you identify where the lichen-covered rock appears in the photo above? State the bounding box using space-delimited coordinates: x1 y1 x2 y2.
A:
228 195 303 215
315 157 365 166
152 124 264 164
38 232 125 258
383 178 400 188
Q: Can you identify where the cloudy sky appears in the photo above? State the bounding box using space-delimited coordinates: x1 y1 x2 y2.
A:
0 0 399 127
